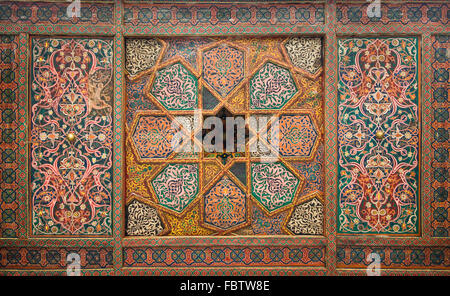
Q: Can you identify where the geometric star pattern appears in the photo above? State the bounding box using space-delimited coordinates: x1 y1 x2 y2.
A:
125 36 324 236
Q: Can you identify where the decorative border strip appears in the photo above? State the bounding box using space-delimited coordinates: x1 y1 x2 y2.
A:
430 34 449 237
124 3 325 27
0 23 116 35
323 0 338 276
125 0 324 2
123 246 325 267
17 33 28 239
337 245 449 269
337 268 450 276
0 35 22 238
122 237 327 247
0 269 114 276
113 31 125 275
337 236 450 246
121 267 327 276
124 25 328 36
422 32 433 240
0 239 114 248
0 247 113 269
337 3 448 26
0 1 115 26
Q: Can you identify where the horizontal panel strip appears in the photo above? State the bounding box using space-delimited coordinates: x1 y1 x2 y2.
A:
337 245 449 269
0 247 114 269
123 246 326 267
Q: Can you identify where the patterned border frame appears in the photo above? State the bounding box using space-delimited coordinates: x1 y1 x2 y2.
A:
428 34 449 238
0 35 17 237
0 0 447 276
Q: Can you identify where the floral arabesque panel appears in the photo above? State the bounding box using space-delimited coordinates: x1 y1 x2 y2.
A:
30 38 114 236
337 37 420 235
124 37 325 236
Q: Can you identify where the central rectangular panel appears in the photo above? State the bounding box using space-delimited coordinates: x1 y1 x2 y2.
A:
124 37 325 236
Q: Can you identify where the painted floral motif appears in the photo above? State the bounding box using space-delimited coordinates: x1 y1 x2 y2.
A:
202 44 245 97
337 37 419 234
131 116 179 159
151 62 198 110
126 39 162 76
250 62 297 109
151 163 199 213
268 114 319 158
251 162 300 213
287 198 323 235
203 176 247 231
284 37 322 75
30 38 113 235
126 199 164 236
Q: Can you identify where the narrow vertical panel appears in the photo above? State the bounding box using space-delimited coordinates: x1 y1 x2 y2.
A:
17 32 28 238
324 0 338 275
0 34 21 238
30 37 114 236
337 37 420 235
112 32 124 274
113 0 125 276
430 35 449 237
422 33 433 239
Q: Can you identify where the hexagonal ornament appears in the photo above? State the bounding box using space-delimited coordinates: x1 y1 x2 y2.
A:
151 163 199 213
202 44 245 97
268 114 319 158
203 176 247 231
151 62 198 110
251 162 300 213
250 62 298 110
131 115 178 160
